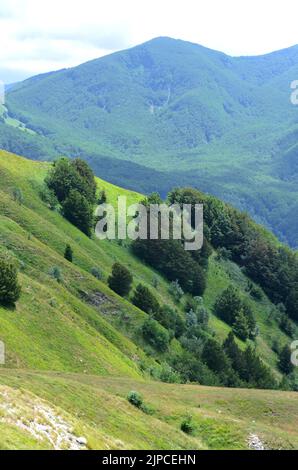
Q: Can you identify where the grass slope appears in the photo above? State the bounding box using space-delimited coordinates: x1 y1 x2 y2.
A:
0 370 298 450
0 149 296 449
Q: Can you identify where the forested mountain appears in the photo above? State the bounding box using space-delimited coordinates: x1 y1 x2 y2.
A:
1 37 298 246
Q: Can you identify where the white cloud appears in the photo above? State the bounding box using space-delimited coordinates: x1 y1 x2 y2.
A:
0 0 298 82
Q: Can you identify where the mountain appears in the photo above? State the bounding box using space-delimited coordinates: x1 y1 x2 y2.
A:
0 150 297 449
1 38 298 247
1 37 298 247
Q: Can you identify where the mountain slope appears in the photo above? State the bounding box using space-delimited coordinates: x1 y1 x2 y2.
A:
0 150 297 449
0 149 295 376
2 37 298 246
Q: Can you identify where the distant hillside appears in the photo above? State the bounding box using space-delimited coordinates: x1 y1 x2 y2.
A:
1 37 298 246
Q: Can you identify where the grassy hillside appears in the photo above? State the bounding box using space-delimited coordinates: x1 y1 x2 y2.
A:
2 37 298 246
0 149 297 449
0 370 298 450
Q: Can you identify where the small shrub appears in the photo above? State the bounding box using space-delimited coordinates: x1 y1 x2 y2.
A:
12 188 24 205
91 267 103 280
127 391 143 408
159 363 182 384
169 280 184 302
249 284 263 301
140 403 155 415
216 247 232 260
180 415 194 435
271 339 281 355
49 298 57 308
50 266 63 283
64 244 73 263
19 260 26 271
186 309 198 329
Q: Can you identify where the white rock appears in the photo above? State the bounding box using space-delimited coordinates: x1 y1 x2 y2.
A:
77 436 87 446
248 434 265 450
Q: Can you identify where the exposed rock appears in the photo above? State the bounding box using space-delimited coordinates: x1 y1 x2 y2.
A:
0 387 87 450
80 290 109 307
248 433 265 450
77 436 87 445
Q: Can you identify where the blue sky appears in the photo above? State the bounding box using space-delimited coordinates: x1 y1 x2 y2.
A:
1 0 298 82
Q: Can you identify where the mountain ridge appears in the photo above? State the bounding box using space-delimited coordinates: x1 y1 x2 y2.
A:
1 37 298 246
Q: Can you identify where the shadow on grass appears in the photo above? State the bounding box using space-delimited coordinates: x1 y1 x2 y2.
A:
0 301 17 312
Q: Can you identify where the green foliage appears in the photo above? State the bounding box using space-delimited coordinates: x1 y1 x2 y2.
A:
279 313 296 338
0 150 295 406
151 276 159 289
216 247 232 261
223 333 244 376
108 262 133 297
158 363 182 384
247 283 263 301
170 350 221 387
71 158 97 204
49 266 63 283
64 244 73 263
279 345 295 376
142 318 170 352
223 333 277 389
233 310 250 341
241 346 277 390
45 158 96 236
127 391 143 409
62 190 94 237
39 185 59 210
98 190 107 205
185 296 209 329
154 305 185 338
202 339 230 375
169 280 184 302
133 238 207 296
286 285 298 322
46 158 96 205
91 267 103 280
180 415 195 435
0 255 21 304
214 286 256 340
13 188 24 205
214 286 242 325
132 284 159 314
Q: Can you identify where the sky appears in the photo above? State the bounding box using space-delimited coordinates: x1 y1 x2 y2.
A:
0 0 298 83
